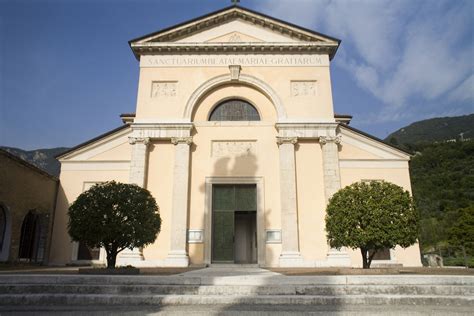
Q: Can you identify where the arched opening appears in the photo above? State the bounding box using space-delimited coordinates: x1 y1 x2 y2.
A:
0 206 6 251
18 210 47 263
0 204 11 262
209 99 260 121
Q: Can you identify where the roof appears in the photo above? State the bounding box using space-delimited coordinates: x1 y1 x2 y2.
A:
129 5 341 60
0 148 59 181
340 124 413 156
55 124 130 159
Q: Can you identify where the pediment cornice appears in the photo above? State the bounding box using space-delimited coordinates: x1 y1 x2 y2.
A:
129 6 340 60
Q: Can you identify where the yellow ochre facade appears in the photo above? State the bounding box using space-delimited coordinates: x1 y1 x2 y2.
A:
49 6 422 268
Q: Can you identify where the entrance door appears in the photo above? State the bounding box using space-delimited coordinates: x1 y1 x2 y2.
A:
212 184 257 263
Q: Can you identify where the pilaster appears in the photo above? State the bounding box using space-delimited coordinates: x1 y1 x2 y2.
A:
128 137 151 187
118 137 151 265
277 136 304 267
319 135 351 266
165 136 193 267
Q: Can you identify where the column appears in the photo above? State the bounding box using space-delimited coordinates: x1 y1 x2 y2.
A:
277 136 304 267
165 136 193 267
129 137 150 186
118 137 150 265
320 135 351 266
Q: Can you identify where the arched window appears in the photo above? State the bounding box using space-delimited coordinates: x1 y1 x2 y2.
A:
209 99 260 121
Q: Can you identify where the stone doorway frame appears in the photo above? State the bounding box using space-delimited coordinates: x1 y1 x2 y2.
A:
204 177 265 266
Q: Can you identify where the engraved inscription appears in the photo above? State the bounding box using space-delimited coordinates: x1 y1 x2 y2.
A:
291 81 317 97
142 54 329 68
212 141 256 157
151 81 177 97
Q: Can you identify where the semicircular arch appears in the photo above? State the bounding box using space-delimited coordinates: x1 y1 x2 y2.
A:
184 74 286 121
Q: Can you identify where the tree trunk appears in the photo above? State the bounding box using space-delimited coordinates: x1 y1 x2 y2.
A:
106 249 118 269
361 248 370 269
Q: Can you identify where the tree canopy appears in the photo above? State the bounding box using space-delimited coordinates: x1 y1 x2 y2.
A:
325 180 419 268
68 181 162 268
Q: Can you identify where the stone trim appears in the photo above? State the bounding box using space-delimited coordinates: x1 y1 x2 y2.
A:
130 123 193 139
171 137 193 145
276 136 298 145
128 137 151 146
61 161 130 171
204 177 265 266
229 65 241 81
319 135 341 145
184 73 286 121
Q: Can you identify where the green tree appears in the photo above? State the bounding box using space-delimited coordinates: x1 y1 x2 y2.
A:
448 205 474 255
325 180 419 268
68 181 162 268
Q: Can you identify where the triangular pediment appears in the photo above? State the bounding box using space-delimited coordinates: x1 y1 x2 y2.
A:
129 6 340 59
207 31 264 43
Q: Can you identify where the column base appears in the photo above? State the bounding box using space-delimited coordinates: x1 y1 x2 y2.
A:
117 248 144 266
325 248 351 267
165 251 189 267
279 251 305 267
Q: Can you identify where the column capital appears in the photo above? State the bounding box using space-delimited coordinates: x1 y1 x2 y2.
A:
129 137 151 146
171 136 193 146
276 136 298 146
319 135 342 145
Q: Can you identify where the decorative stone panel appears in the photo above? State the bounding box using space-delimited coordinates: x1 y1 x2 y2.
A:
291 81 317 97
151 81 177 97
211 140 256 158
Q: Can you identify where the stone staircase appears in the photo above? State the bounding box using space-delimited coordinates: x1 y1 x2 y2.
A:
0 271 473 307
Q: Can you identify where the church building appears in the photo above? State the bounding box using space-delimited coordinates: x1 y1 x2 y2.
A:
49 5 422 267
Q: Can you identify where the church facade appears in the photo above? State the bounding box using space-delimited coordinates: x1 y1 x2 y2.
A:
49 6 421 268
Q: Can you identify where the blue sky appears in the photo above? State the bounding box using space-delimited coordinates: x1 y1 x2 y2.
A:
0 0 472 150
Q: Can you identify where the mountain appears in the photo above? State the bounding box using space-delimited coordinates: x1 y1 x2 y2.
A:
385 114 474 146
0 146 69 177
387 114 474 264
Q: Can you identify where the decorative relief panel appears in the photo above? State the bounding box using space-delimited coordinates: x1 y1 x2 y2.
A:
228 33 242 42
291 81 317 97
151 81 177 97
211 141 257 158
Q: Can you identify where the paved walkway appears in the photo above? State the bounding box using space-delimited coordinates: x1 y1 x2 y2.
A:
178 266 281 277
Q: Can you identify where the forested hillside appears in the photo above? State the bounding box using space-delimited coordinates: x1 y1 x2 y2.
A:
410 140 474 255
386 114 474 147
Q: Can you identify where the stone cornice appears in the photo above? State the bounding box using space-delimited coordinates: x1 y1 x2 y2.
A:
130 123 193 139
276 122 339 138
130 6 340 45
131 42 338 56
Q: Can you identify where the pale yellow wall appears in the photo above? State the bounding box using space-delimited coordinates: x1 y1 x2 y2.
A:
49 169 129 265
295 140 328 261
340 168 412 193
141 141 174 260
183 85 282 265
339 165 421 267
338 142 382 160
135 64 335 122
87 141 131 161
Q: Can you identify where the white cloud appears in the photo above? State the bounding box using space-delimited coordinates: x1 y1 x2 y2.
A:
256 0 474 120
448 74 474 103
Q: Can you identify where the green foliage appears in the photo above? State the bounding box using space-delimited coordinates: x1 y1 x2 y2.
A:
325 180 419 268
385 114 474 146
68 181 162 268
448 205 474 255
410 140 474 253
